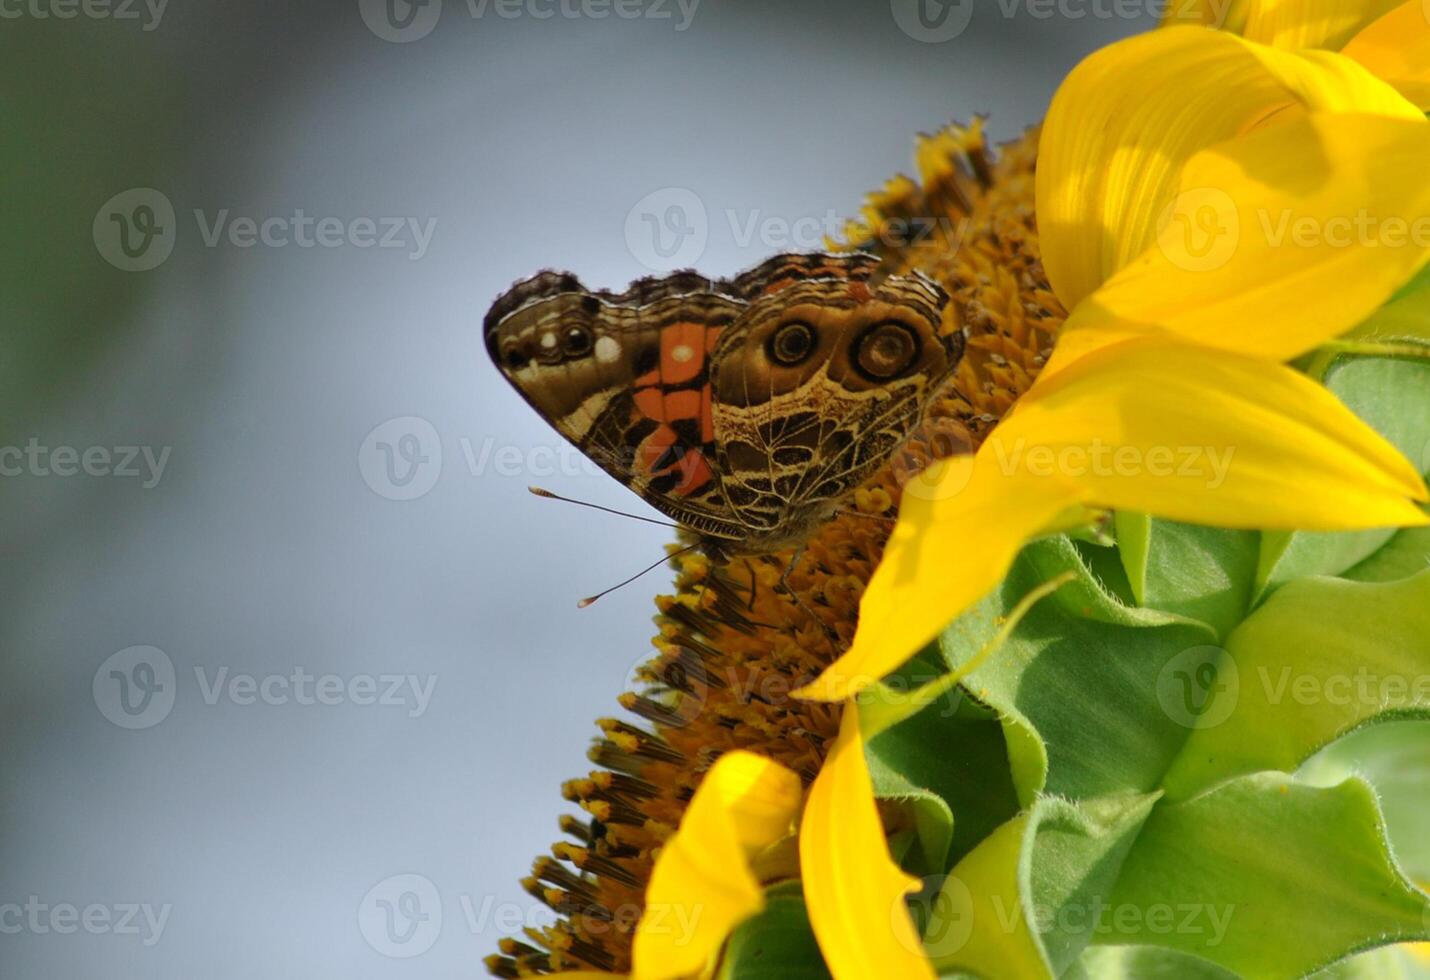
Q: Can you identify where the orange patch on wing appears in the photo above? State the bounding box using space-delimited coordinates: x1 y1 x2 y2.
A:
660 322 708 385
663 389 702 421
636 426 713 496
671 448 713 496
633 387 665 421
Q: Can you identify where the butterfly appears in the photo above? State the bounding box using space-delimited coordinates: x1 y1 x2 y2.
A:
484 252 963 558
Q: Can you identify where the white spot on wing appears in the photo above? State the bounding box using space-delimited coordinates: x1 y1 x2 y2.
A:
594 336 622 364
671 344 694 363
540 333 557 350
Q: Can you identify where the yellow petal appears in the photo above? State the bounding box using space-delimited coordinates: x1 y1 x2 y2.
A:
1343 1 1430 108
796 455 1082 702
996 339 1429 529
1046 111 1430 370
800 704 936 980
803 337 1427 701
632 752 803 980
1166 0 1405 49
1038 26 1418 309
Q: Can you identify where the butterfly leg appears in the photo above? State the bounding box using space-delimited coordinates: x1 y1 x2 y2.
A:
774 546 840 645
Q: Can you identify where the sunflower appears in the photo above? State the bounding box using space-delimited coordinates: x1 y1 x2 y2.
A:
489 5 1430 978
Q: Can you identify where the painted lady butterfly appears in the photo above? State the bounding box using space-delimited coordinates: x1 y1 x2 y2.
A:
484 252 963 557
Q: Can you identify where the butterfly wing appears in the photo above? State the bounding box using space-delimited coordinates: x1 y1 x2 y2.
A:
708 253 959 545
484 270 750 541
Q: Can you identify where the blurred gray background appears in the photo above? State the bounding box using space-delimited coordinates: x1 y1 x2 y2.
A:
0 2 1149 976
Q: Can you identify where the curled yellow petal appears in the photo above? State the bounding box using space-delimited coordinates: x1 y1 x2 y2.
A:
1161 0 1253 32
1166 0 1405 48
796 455 1081 702
1046 111 1430 370
632 751 802 980
800 704 936 980
1343 0 1430 108
1037 26 1418 309
996 339 1429 529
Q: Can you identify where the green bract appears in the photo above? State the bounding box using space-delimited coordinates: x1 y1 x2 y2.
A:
719 325 1430 978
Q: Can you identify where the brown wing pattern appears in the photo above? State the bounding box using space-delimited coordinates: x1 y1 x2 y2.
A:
483 252 961 553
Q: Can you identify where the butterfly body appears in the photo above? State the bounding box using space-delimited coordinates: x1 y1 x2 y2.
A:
484 252 962 556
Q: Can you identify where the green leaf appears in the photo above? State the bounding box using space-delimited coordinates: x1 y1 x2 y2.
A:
1344 525 1430 584
1026 795 1160 975
1103 774 1430 978
716 895 831 980
927 795 1158 979
1073 944 1238 979
1301 721 1430 883
1162 571 1430 801
868 691 1022 873
1256 356 1430 600
1118 519 1259 639
924 810 1048 978
940 537 1216 801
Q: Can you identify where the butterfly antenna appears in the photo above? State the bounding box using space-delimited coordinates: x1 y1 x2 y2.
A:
578 543 700 609
528 486 679 529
